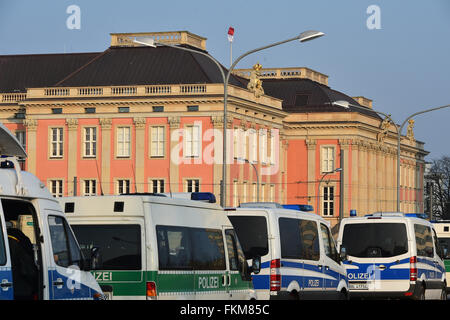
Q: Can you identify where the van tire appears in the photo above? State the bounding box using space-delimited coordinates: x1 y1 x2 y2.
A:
339 289 348 300
440 287 447 300
416 284 425 300
288 291 300 300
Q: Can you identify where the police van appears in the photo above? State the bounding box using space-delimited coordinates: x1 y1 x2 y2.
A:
0 123 103 300
60 193 258 300
337 212 446 299
226 203 348 300
431 220 450 293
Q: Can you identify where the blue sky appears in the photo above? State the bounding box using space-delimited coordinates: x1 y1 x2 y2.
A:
1 0 449 160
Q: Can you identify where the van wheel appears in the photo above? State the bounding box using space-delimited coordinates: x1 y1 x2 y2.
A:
440 287 447 300
288 291 300 300
339 289 348 300
416 285 425 300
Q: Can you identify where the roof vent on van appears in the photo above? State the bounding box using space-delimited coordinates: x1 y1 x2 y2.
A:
239 202 284 209
282 204 314 212
365 212 405 218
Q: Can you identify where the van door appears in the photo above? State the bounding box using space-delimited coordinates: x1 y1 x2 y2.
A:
300 219 323 299
192 227 229 300
0 202 13 300
47 214 91 300
224 229 252 300
320 223 342 298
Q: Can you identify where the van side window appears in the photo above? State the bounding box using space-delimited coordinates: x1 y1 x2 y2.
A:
191 228 225 270
414 224 434 258
279 218 302 259
225 231 239 270
71 224 141 270
320 223 339 262
432 229 443 258
48 216 82 268
0 218 6 265
157 226 192 270
299 220 320 261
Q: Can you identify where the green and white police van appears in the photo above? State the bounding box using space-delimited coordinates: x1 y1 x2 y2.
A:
60 193 259 300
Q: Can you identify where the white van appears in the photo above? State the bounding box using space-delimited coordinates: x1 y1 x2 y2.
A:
0 123 103 300
60 193 258 300
337 212 447 300
226 203 348 300
431 220 450 293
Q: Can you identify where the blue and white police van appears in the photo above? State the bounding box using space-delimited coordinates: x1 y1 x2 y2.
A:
0 123 103 300
337 212 446 300
227 202 348 300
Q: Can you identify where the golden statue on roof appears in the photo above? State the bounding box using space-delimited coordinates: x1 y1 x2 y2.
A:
247 63 265 98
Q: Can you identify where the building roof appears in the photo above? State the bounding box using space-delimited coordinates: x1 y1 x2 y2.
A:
262 77 381 119
55 45 246 88
0 52 100 93
0 45 246 93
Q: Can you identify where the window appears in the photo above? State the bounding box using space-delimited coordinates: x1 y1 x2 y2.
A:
322 186 334 216
152 106 164 112
185 179 200 192
48 216 82 268
320 223 339 262
279 218 303 259
0 218 6 265
184 125 200 158
242 182 248 203
252 183 257 202
50 128 63 158
242 130 248 160
15 131 26 150
191 228 225 270
151 179 165 193
415 224 434 258
270 184 275 202
82 179 96 196
187 105 199 112
261 184 266 202
84 107 96 114
49 180 63 198
118 107 129 113
83 127 97 157
225 229 250 279
259 129 267 163
250 130 257 162
150 126 165 157
156 226 225 270
71 224 141 270
117 179 130 195
342 223 408 258
321 146 335 173
233 180 238 207
117 127 131 157
299 219 320 261
227 216 268 258
52 108 63 114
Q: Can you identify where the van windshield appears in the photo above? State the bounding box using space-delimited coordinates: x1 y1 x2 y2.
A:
71 224 141 270
342 223 408 258
228 216 268 259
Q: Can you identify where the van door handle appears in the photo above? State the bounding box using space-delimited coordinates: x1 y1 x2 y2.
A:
222 274 227 287
53 278 64 287
0 280 12 290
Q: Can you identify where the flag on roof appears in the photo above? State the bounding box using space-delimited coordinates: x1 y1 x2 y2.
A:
227 27 235 42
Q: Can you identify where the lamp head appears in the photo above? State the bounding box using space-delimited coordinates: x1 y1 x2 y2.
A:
298 30 325 42
133 37 156 47
332 100 351 109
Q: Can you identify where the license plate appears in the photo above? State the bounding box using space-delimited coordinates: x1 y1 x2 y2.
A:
349 281 368 290
103 291 113 300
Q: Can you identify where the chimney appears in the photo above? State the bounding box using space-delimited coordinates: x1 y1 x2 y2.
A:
352 96 373 109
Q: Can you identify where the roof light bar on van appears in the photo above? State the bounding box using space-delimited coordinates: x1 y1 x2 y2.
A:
190 192 216 203
365 212 405 218
282 204 314 212
239 202 284 209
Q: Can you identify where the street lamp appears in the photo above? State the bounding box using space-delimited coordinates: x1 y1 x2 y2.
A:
244 159 260 202
317 167 342 216
135 30 325 207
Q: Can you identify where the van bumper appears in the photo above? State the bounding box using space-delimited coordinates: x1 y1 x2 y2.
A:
269 290 297 300
349 283 420 300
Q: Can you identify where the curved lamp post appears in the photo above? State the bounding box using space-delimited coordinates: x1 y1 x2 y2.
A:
135 30 325 207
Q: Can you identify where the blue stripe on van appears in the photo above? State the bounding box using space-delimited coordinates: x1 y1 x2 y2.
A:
345 257 410 281
48 270 94 300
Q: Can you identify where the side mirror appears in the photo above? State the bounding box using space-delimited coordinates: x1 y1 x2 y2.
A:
249 255 261 275
442 247 448 259
339 246 348 262
90 247 100 270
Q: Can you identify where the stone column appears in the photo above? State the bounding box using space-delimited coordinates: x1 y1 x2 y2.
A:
24 118 38 175
168 116 180 193
66 118 78 196
351 140 359 215
100 118 112 195
306 139 316 210
339 139 350 218
134 117 146 193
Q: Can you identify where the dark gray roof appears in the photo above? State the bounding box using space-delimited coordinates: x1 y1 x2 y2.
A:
262 78 381 119
0 52 100 93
